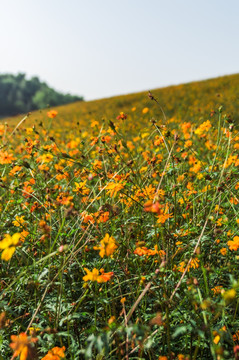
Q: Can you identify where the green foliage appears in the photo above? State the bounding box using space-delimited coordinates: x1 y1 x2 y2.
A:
0 73 83 117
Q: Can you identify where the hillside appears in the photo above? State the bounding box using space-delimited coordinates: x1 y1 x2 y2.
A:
0 73 239 359
5 73 239 133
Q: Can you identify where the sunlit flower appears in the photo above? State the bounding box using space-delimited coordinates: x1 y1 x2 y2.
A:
178 258 199 272
142 107 149 114
105 181 125 197
220 247 227 255
98 269 114 283
12 216 25 227
73 181 90 195
10 332 38 360
83 268 100 282
0 233 21 261
9 165 22 176
134 245 165 257
116 112 127 120
93 159 102 170
42 153 54 163
47 110 58 118
94 233 118 258
97 211 110 223
0 150 14 164
195 120 212 136
41 346 65 360
83 268 113 283
211 286 223 295
227 236 239 251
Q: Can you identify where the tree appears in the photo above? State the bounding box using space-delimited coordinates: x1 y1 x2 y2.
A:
0 73 83 117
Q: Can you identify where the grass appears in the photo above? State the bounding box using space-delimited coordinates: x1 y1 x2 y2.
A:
0 74 238 359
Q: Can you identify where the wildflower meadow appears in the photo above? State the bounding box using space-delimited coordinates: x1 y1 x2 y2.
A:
0 74 239 359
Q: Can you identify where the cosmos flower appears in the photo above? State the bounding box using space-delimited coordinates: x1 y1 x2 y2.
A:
41 346 65 360
10 332 38 360
47 110 58 118
94 233 118 258
0 233 21 261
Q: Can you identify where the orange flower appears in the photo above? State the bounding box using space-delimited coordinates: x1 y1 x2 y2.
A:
73 181 90 195
142 107 149 114
220 248 227 255
178 258 200 272
101 135 111 143
227 236 239 251
97 211 110 223
81 211 95 224
195 120 212 136
144 200 162 213
105 181 125 197
144 201 172 224
83 268 113 283
98 269 114 283
94 233 118 258
116 112 127 120
0 150 14 164
41 346 65 360
93 159 102 170
9 165 22 176
211 285 223 295
83 268 100 282
10 332 38 360
47 110 58 118
134 247 149 256
134 245 165 257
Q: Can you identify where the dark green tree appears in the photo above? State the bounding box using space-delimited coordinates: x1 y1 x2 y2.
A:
0 73 83 117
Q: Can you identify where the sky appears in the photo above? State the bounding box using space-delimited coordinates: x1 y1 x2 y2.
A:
0 0 238 100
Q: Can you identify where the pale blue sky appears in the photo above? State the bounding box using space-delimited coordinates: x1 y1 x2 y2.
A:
0 0 238 100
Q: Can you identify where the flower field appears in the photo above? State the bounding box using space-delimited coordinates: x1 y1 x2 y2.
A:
0 74 239 359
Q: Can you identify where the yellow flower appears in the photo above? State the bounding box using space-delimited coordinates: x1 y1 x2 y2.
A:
222 289 236 304
178 258 199 273
105 181 125 197
12 216 25 227
190 258 200 269
108 316 116 324
195 120 212 136
142 107 149 114
41 154 54 163
73 181 90 195
29 326 41 335
83 268 114 283
213 334 220 344
26 127 33 134
83 268 100 282
94 233 118 258
0 233 21 261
